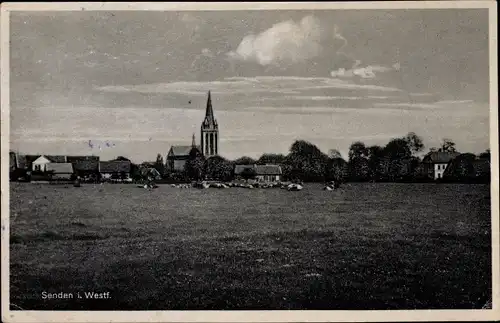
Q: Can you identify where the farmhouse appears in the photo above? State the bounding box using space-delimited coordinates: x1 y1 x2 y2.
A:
422 151 460 180
67 155 99 163
73 160 100 179
234 164 283 182
99 160 132 180
138 165 162 181
31 155 67 172
45 163 74 180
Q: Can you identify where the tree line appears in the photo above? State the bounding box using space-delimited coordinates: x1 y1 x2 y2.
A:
137 132 490 184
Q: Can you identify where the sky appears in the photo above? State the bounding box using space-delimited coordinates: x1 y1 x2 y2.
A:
9 9 491 163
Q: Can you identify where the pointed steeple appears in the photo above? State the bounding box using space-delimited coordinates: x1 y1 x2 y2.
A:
205 91 214 120
192 133 196 147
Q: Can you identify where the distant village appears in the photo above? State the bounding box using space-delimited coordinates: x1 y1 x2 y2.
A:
9 92 491 185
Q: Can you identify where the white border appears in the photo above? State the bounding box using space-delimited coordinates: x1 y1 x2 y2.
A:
1 2 498 322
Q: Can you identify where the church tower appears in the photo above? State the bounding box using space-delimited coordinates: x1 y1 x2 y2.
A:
200 91 219 157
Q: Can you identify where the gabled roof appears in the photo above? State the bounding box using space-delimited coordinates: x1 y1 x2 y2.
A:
168 145 201 157
99 161 131 173
255 165 282 175
139 166 162 178
234 164 256 175
67 155 99 163
73 160 99 171
44 155 67 163
234 164 283 175
46 163 74 173
423 151 460 164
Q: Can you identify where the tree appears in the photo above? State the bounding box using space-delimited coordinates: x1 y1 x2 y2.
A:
240 167 257 181
404 132 424 155
184 148 205 181
286 140 328 182
154 153 165 177
328 149 343 159
367 145 385 181
114 156 131 161
440 138 456 152
325 156 348 183
257 153 286 165
205 156 233 181
383 138 413 181
443 153 476 182
348 157 370 181
348 141 369 161
233 156 256 165
479 149 491 161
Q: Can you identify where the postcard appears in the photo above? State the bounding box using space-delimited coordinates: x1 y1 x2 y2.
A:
1 1 498 322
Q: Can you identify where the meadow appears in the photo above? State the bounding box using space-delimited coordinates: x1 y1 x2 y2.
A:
9 182 491 310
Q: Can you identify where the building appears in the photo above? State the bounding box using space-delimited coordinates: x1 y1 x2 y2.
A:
166 134 202 172
200 91 219 157
66 155 99 164
166 91 217 172
138 165 162 181
422 151 460 180
234 164 283 182
31 155 67 172
73 160 100 179
99 160 132 180
45 163 74 181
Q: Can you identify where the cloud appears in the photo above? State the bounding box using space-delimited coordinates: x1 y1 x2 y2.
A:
95 76 402 97
373 100 475 110
331 62 400 79
227 15 325 66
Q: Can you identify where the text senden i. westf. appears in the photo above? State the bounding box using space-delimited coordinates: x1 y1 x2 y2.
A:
41 292 111 299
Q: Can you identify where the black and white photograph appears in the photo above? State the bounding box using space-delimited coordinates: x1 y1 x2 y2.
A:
1 2 498 322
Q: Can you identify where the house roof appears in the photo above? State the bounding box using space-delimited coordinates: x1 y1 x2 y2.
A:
255 165 283 175
423 151 460 164
139 166 162 178
168 145 201 157
234 164 283 175
44 155 67 163
73 160 99 171
67 155 99 163
99 161 131 173
234 164 256 175
46 163 74 173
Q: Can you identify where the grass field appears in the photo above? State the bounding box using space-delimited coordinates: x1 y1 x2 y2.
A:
9 182 491 310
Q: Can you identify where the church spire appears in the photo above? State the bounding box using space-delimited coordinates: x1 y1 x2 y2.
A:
192 133 196 147
205 91 214 121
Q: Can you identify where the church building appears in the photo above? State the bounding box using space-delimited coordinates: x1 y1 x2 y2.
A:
166 91 219 172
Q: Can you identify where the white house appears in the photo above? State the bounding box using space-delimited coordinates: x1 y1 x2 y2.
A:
32 155 67 172
422 151 460 180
